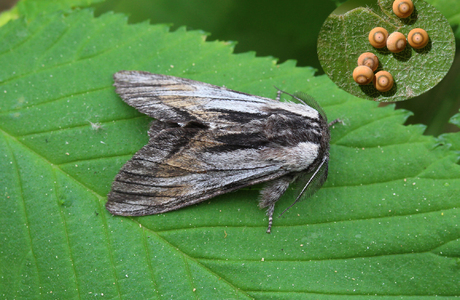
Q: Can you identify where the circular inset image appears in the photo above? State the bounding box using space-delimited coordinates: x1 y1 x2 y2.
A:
317 0 455 102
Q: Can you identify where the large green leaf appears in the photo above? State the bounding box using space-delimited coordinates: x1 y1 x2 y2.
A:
318 0 455 102
1 8 459 299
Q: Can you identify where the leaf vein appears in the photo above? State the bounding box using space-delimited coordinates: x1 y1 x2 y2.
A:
4 134 43 295
52 168 82 299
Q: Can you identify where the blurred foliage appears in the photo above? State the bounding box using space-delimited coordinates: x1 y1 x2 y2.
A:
93 0 338 70
0 0 18 12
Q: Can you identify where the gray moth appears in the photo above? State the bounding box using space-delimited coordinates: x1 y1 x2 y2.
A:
106 71 340 233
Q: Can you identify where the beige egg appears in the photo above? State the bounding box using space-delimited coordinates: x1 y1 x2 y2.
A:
369 27 389 48
353 66 374 85
408 28 429 49
392 0 414 18
357 52 379 72
387 32 407 53
374 71 394 92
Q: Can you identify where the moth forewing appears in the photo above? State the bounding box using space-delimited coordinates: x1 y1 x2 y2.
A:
107 71 337 233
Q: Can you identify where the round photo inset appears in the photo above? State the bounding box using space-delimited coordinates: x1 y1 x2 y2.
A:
317 0 455 102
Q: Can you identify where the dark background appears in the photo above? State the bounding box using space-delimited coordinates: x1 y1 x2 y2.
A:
0 0 16 11
2 0 459 135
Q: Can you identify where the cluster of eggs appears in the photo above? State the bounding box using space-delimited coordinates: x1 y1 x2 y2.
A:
353 53 393 92
368 27 429 53
352 0 430 92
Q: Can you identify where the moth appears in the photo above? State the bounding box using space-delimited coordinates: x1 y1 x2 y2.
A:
106 71 340 233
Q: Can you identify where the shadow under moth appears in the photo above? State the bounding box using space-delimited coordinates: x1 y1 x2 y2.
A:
106 71 340 233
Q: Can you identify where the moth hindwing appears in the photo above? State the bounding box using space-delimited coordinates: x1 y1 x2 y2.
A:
107 71 334 233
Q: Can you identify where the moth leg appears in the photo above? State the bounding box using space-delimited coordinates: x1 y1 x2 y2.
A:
259 176 292 233
266 204 276 234
328 118 343 127
275 90 282 101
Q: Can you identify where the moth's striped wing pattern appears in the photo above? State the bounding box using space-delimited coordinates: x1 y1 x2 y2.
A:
107 71 331 232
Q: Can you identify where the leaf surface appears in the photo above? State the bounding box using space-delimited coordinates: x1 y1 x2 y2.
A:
1 8 459 299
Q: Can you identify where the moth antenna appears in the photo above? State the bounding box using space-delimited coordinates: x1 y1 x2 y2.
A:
278 156 329 218
273 86 307 105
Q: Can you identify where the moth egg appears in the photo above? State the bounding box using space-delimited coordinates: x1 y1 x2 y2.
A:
407 28 429 49
374 71 394 92
368 27 389 48
357 52 379 72
392 0 414 18
387 32 407 53
353 66 374 85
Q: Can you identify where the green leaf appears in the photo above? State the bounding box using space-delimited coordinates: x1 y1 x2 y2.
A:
439 113 460 151
1 8 459 299
0 9 19 27
318 0 455 102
